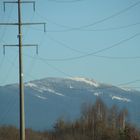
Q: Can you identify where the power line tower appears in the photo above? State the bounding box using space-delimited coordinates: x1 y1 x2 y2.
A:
0 0 46 140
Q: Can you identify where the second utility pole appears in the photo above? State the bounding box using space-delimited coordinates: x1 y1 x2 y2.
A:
18 0 25 140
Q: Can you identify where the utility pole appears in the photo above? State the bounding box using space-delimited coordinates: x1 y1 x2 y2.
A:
0 1 46 140
18 0 25 139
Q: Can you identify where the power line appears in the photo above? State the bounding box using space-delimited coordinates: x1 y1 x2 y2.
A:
36 32 140 61
45 35 140 60
25 54 38 82
48 0 85 3
19 25 140 60
25 26 140 60
73 0 140 29
0 56 5 69
36 1 140 32
5 48 73 81
0 4 14 44
47 34 86 54
29 12 140 32
120 86 140 89
118 79 140 86
25 54 73 77
83 22 140 32
35 10 74 29
45 34 140 60
90 55 140 60
22 12 36 43
45 22 140 32
0 53 18 85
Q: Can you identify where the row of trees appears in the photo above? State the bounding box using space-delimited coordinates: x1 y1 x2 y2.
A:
0 98 140 140
50 99 140 140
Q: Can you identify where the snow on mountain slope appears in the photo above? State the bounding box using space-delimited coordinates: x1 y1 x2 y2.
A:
68 77 99 87
34 94 47 100
111 95 131 102
25 82 37 88
119 86 134 92
25 82 64 96
46 88 64 96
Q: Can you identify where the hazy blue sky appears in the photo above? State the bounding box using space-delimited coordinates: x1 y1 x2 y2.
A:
0 0 140 89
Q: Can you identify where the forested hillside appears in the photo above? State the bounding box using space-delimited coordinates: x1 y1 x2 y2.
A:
0 99 140 140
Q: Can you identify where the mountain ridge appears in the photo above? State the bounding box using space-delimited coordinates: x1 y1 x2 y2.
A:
0 77 140 130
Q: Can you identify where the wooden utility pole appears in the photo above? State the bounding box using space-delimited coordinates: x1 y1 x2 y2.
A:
18 0 25 139
0 1 46 140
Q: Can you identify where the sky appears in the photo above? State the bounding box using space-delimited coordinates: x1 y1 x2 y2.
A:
0 0 140 89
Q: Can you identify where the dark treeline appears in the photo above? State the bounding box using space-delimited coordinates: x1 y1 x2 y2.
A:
0 98 140 140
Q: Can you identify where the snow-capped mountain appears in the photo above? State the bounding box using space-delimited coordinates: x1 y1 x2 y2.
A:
0 77 140 130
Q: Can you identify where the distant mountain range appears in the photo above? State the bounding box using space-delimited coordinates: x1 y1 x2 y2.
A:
0 77 140 130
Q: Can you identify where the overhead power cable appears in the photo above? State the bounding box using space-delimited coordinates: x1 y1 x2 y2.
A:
0 54 18 85
83 22 140 32
0 56 5 69
118 80 140 91
93 80 140 91
19 26 140 60
37 32 140 61
37 1 140 31
120 86 140 89
35 11 73 29
30 13 140 32
47 35 86 54
91 55 140 60
118 79 140 86
48 0 85 3
29 55 73 77
78 0 140 29
46 35 140 60
0 4 14 44
8 48 74 79
45 22 140 32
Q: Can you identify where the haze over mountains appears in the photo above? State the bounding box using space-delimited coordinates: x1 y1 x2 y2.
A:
0 77 140 130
